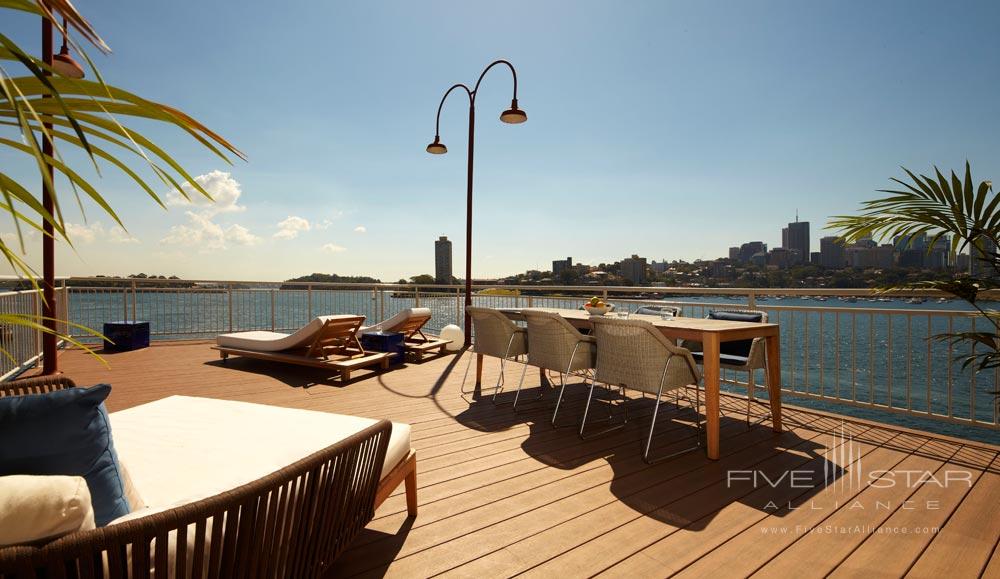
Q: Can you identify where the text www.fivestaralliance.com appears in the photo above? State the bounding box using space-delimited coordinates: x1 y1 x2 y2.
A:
758 525 940 535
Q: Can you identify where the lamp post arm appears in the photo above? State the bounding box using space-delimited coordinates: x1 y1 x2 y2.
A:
433 83 473 138
471 59 519 101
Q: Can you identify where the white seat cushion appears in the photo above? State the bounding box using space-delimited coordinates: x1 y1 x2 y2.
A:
360 307 432 335
216 315 356 352
109 396 410 509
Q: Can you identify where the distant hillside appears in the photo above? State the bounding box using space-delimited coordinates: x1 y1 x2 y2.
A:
282 273 382 288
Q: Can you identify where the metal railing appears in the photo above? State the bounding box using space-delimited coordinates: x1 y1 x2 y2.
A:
6 277 997 436
0 287 68 380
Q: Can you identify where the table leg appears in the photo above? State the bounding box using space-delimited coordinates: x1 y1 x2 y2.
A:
539 368 550 388
765 334 783 432
703 333 721 460
476 353 484 388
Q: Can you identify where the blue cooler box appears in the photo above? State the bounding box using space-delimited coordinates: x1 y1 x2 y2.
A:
103 321 150 352
359 331 405 365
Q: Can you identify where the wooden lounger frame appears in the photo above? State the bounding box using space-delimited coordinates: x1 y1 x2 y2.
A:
0 375 417 578
213 316 391 381
389 314 451 361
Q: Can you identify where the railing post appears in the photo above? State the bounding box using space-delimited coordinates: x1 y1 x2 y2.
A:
379 287 386 321
33 290 41 358
61 280 69 338
527 295 534 307
455 287 461 324
307 284 313 319
414 286 420 307
227 283 233 332
748 289 756 309
131 280 137 322
271 289 276 331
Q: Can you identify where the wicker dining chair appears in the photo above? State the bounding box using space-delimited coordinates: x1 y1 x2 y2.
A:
514 310 596 424
460 307 528 401
588 317 703 463
682 309 772 427
635 305 682 318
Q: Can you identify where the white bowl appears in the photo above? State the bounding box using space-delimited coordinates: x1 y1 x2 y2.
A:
584 305 611 316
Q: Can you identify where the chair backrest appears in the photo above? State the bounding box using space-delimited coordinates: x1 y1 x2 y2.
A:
466 307 524 358
635 305 681 317
707 309 767 358
522 310 593 373
592 317 699 395
381 308 432 339
306 315 365 358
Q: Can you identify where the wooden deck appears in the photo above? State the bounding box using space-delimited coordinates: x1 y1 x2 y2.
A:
53 342 1000 578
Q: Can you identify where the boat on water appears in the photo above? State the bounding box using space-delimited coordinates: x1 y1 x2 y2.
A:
814 296 828 302
845 296 857 303
937 297 949 304
906 297 926 304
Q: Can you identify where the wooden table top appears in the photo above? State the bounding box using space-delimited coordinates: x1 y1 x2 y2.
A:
499 307 779 338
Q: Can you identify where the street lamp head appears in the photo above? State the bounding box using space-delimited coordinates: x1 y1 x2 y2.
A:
426 136 447 154
52 49 85 79
52 19 85 79
500 98 527 124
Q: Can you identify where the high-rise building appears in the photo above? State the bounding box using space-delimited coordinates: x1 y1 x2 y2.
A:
819 236 846 268
619 255 647 284
785 217 810 265
810 252 821 265
970 239 1000 279
729 247 741 261
434 236 452 284
739 241 767 263
552 257 572 276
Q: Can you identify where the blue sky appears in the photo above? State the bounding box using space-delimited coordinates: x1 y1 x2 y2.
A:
3 0 999 281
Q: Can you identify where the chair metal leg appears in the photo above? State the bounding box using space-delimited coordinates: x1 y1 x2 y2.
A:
511 361 530 411
460 349 476 394
579 379 628 440
642 376 704 464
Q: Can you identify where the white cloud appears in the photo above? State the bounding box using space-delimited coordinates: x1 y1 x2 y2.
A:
1 229 39 247
353 225 367 234
273 216 311 240
161 211 260 250
66 222 139 244
314 219 333 230
161 172 260 251
321 243 346 253
165 170 246 216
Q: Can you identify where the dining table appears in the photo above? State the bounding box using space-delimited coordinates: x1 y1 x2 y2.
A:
474 307 783 460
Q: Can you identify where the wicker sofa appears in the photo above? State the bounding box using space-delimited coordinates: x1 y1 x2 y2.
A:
0 375 416 578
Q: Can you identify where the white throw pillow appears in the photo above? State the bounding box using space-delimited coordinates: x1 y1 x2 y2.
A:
0 475 96 547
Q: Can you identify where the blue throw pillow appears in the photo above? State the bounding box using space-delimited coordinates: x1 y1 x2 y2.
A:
0 383 130 526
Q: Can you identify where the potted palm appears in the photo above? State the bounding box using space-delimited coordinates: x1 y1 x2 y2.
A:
1 0 242 360
829 163 1000 391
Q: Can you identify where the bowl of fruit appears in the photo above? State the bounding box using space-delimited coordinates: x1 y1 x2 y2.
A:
583 297 612 316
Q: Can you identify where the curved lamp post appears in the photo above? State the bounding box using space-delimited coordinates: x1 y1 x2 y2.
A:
426 60 526 347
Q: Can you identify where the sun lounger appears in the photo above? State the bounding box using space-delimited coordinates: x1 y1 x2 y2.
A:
213 315 390 381
361 308 451 361
0 377 416 577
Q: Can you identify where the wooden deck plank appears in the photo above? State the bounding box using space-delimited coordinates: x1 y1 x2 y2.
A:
829 445 997 578
904 454 1000 578
42 342 999 579
751 435 963 577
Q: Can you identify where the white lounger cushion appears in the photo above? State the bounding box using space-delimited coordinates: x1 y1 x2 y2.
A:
216 315 354 352
360 307 432 335
109 396 411 509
